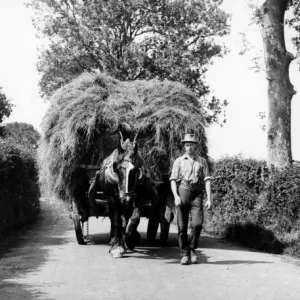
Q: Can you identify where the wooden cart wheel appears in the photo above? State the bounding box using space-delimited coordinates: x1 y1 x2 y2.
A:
72 201 85 245
73 213 85 245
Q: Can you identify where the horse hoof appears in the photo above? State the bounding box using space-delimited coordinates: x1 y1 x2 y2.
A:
125 231 141 250
110 246 125 258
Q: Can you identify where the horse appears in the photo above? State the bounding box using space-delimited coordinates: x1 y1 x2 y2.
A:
88 132 158 258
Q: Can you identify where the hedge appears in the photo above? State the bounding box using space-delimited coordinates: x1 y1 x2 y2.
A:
204 156 300 257
0 138 40 235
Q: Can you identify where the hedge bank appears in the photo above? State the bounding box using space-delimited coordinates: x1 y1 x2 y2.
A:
0 138 40 236
204 156 300 257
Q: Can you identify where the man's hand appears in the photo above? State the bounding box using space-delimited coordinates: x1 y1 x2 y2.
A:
174 194 181 207
205 199 212 210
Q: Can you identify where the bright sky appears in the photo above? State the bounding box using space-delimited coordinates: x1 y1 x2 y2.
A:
0 0 299 161
0 1 49 130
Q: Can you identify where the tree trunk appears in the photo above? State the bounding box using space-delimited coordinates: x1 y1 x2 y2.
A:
260 0 296 168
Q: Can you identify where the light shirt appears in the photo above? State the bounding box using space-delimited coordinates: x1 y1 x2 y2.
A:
169 153 211 184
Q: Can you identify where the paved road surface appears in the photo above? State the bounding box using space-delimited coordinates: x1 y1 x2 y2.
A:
0 198 300 300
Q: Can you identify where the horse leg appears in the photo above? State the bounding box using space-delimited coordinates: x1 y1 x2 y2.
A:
108 198 115 245
109 200 125 258
146 181 161 244
125 207 141 250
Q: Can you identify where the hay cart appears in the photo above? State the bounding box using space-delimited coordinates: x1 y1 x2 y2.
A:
71 164 174 246
39 73 206 248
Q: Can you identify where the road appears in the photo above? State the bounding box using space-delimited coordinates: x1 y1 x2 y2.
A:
0 198 300 300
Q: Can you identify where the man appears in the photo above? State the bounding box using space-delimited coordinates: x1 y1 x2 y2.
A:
170 133 212 265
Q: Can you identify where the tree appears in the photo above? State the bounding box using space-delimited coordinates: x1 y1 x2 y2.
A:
4 122 41 150
0 86 13 124
27 0 230 125
256 0 300 168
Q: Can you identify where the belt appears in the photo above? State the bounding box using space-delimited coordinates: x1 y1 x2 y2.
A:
180 180 200 188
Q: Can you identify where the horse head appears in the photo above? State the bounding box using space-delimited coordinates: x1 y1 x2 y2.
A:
112 131 144 205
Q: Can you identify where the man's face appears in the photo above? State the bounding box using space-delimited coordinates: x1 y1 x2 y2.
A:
184 142 197 155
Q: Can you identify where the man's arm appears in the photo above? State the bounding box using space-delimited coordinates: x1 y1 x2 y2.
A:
200 157 212 210
171 180 181 206
170 158 181 206
204 179 212 210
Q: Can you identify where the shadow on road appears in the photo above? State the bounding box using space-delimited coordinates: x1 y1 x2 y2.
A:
131 244 272 266
87 231 273 266
83 229 274 266
87 232 111 245
0 199 73 300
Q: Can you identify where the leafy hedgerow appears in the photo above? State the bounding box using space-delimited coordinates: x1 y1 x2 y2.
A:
258 166 300 232
210 157 267 224
204 156 300 257
0 138 39 233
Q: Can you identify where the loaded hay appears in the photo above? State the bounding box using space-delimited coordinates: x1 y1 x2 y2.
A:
38 72 209 203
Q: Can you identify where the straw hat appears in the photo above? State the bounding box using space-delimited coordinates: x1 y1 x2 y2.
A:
181 133 198 144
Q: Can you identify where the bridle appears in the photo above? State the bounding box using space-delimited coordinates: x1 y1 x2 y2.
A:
118 152 143 197
103 131 144 202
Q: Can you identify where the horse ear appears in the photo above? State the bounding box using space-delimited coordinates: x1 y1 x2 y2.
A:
133 132 138 154
118 131 125 152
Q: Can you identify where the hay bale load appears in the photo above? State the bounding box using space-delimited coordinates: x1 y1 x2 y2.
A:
38 72 208 203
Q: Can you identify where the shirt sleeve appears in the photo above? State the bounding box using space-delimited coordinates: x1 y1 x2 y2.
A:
169 158 181 181
202 158 211 181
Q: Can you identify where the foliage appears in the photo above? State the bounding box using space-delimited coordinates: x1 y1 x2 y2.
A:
0 86 13 124
211 156 267 225
287 0 300 57
0 138 37 183
0 137 40 233
205 156 300 257
27 0 230 125
0 89 39 232
38 72 208 202
3 122 41 150
259 165 300 232
243 0 300 70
